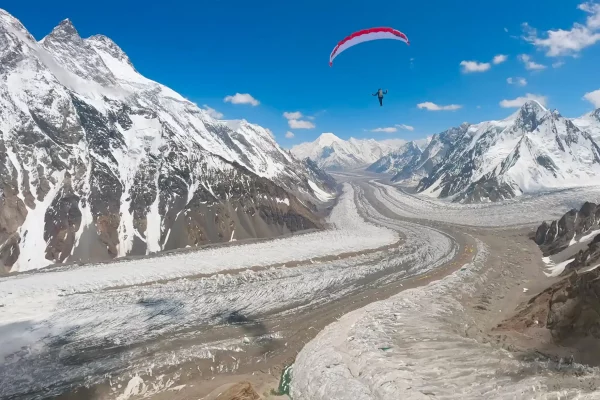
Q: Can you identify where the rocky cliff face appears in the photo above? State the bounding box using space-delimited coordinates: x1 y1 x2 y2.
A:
0 10 335 273
535 202 600 257
495 267 600 366
535 202 600 275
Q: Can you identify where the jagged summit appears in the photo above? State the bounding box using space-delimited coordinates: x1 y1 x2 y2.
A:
86 34 134 68
513 100 550 132
47 18 79 38
521 99 547 112
39 16 118 86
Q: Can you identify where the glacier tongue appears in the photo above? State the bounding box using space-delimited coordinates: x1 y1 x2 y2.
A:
0 9 336 272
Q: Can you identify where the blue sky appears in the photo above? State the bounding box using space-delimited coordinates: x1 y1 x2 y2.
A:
6 0 600 146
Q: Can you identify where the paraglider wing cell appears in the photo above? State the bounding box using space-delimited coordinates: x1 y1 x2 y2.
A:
329 27 409 66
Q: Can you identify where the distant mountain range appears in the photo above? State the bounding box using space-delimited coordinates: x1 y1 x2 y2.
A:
0 10 335 272
290 133 407 170
379 101 600 203
292 100 600 204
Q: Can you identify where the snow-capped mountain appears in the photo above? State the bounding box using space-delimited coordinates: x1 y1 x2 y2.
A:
290 133 405 170
385 127 469 185
573 108 600 142
416 101 600 203
367 141 424 174
0 10 335 273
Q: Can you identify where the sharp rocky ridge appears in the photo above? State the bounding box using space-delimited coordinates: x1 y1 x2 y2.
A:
367 100 600 203
0 9 336 273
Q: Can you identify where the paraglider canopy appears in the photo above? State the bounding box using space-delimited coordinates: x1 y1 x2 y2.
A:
329 27 409 66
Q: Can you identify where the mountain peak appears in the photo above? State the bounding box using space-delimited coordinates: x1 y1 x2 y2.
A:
40 17 118 86
86 34 134 67
45 18 81 42
316 132 341 146
0 8 37 45
520 99 548 114
515 100 549 132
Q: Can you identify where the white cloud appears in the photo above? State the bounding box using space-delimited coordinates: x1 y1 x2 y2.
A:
288 119 315 129
580 2 600 29
395 124 415 131
584 89 600 107
477 105 482 109
417 102 462 111
285 131 295 139
460 60 491 73
224 93 260 106
521 3 600 57
504 27 509 33
552 61 566 68
283 111 303 120
507 77 527 86
371 124 415 133
371 127 397 133
493 54 508 64
499 93 548 108
283 111 315 129
518 54 547 70
202 105 223 119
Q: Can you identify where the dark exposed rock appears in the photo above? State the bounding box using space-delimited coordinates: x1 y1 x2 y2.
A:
44 173 82 263
303 157 337 192
496 268 600 366
535 202 600 257
563 234 600 276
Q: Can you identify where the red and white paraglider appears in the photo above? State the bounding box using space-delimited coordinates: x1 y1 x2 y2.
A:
329 27 410 107
329 27 409 67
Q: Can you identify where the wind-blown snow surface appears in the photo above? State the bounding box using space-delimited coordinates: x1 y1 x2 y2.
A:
0 184 462 399
290 133 405 170
0 9 335 272
573 109 600 142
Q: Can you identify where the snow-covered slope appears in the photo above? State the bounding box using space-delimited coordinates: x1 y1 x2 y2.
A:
0 10 335 272
417 101 600 203
573 108 600 142
290 133 405 170
366 141 423 174
389 127 468 184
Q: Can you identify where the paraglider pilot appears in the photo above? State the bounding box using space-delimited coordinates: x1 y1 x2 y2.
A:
373 89 388 106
